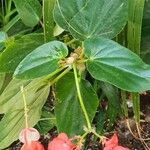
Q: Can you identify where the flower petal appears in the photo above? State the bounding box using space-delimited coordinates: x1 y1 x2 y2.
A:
21 141 44 150
48 133 75 150
104 133 118 148
19 128 40 143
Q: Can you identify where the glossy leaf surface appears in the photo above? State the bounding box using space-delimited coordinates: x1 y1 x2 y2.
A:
85 38 150 92
55 73 98 136
54 0 127 40
0 34 44 73
14 41 68 79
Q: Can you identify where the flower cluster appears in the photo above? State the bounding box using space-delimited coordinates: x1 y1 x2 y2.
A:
19 129 129 150
19 129 80 150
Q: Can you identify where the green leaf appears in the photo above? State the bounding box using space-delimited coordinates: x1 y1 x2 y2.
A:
36 109 56 134
55 73 99 136
54 0 127 40
3 15 20 33
84 37 150 92
0 85 49 149
0 78 48 113
0 74 5 93
141 0 150 64
100 82 120 127
13 0 42 27
0 32 7 52
14 41 68 79
96 110 106 134
141 35 150 64
43 0 56 42
0 33 44 73
0 32 7 43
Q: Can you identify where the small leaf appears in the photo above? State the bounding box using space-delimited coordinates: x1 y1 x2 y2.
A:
36 109 56 134
0 33 44 73
84 37 150 92
96 110 106 134
54 0 127 40
0 85 49 149
53 24 64 37
13 0 42 27
55 73 99 136
100 82 120 127
14 41 68 79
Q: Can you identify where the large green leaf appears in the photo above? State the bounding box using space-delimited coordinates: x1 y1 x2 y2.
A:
14 41 68 79
0 85 49 149
54 0 127 40
55 73 99 136
0 33 44 73
84 38 150 92
13 0 42 27
0 78 47 113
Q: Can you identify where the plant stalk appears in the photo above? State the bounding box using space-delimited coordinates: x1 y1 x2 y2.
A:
73 63 91 129
21 86 28 128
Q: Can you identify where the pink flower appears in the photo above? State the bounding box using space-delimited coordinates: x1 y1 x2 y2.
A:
103 133 129 150
19 128 44 150
21 141 44 150
48 133 77 150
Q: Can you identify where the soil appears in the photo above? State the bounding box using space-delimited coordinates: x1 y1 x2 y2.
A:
6 93 150 150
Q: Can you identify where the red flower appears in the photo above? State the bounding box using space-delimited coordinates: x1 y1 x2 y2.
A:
21 141 44 150
103 133 129 150
48 133 75 150
19 128 44 150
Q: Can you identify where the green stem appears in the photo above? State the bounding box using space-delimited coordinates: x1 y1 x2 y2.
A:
39 118 56 121
121 90 128 118
73 63 91 129
49 67 71 86
21 86 28 128
66 39 77 45
44 67 66 81
131 93 140 123
127 0 145 124
5 9 17 20
78 132 88 145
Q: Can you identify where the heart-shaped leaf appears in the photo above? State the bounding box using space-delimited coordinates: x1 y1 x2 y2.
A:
14 41 68 79
0 33 44 73
54 0 127 40
84 38 150 92
55 73 99 136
